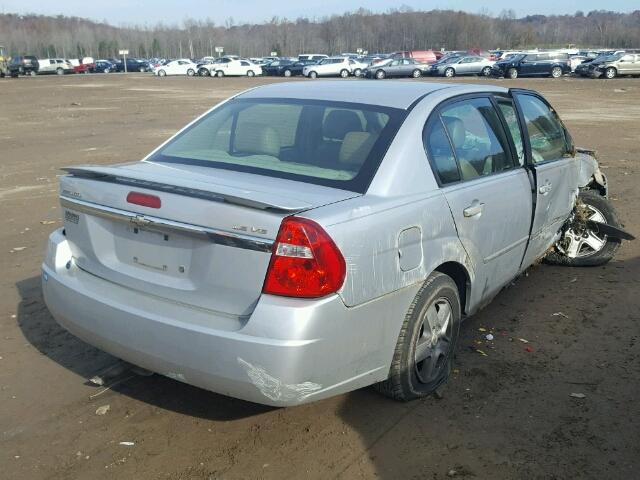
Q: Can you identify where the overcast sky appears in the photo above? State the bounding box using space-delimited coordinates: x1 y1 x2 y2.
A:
0 0 635 26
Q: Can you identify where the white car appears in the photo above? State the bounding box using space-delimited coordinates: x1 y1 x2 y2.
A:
302 57 354 78
201 58 262 77
154 59 198 77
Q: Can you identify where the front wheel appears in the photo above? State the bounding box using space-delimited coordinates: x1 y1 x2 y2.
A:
546 191 621 267
56 68 64 75
216 70 224 78
198 67 210 76
411 69 422 78
444 67 455 78
481 66 492 76
507 68 518 79
353 68 362 77
283 69 292 77
29 70 37 77
376 272 461 401
604 67 617 79
157 69 166 77
308 71 318 79
186 68 195 76
375 69 386 79
339 69 349 78
103 68 110 74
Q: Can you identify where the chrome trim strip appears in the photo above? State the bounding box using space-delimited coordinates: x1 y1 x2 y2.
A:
60 196 274 253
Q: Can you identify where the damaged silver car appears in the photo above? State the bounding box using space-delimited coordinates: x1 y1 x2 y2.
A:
42 82 633 406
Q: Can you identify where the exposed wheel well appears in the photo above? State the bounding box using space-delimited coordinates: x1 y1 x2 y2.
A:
435 262 470 314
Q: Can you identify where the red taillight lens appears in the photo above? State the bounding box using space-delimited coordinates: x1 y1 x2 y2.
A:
126 191 161 209
262 217 346 298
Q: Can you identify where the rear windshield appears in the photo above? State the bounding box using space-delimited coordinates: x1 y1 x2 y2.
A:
149 98 405 193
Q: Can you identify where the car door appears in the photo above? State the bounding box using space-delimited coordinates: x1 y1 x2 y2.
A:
424 96 533 303
513 90 579 269
456 57 473 74
617 54 635 75
520 54 539 75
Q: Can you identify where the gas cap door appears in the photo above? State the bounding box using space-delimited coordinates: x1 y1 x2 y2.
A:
398 226 422 272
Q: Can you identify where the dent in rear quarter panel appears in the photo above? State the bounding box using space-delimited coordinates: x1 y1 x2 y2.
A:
319 192 471 308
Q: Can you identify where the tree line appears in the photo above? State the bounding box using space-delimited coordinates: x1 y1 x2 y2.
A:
1 8 639 60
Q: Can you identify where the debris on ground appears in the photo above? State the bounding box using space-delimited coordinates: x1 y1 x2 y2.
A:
119 441 135 446
478 327 487 332
570 393 587 399
552 312 569 318
485 334 494 341
519 338 529 343
95 405 110 416
10 247 26 253
40 220 56 225
476 349 488 356
88 375 105 386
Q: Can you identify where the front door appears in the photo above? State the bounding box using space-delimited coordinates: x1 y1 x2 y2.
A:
513 91 579 269
424 96 532 306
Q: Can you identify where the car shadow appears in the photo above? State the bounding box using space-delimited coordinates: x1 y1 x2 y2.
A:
15 275 272 421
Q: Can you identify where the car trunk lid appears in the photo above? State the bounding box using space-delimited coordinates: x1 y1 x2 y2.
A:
60 161 359 319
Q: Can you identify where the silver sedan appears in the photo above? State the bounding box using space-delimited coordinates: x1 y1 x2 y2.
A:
43 81 630 406
431 55 495 77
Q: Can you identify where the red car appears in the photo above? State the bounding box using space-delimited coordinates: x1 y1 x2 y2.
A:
68 57 96 74
391 50 438 64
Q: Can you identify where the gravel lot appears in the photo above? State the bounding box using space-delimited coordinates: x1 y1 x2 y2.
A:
1 73 639 480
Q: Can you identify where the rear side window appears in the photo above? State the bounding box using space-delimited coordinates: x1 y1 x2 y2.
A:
423 118 460 184
515 94 570 163
496 99 525 165
151 99 405 193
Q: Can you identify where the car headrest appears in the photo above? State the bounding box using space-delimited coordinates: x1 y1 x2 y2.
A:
442 116 466 149
323 110 363 140
339 132 376 166
234 122 281 158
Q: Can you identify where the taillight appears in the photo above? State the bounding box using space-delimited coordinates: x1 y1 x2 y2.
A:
262 217 346 298
126 191 161 209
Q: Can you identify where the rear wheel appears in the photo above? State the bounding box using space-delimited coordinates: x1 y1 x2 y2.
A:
283 69 292 77
545 191 621 267
375 69 386 79
550 66 563 78
339 69 349 78
507 68 518 79
604 67 617 79
411 69 422 78
353 68 362 77
198 67 210 76
56 68 64 75
444 67 455 78
186 68 195 76
103 68 110 74
29 70 37 77
157 69 166 77
376 272 461 401
216 70 225 78
481 66 492 76
246 70 255 77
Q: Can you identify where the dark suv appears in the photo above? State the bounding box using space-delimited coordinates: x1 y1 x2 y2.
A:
8 55 39 77
491 52 571 79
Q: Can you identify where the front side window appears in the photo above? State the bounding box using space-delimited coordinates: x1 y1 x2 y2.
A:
515 94 570 163
150 99 404 193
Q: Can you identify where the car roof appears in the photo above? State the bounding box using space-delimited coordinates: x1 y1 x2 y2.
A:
237 81 507 110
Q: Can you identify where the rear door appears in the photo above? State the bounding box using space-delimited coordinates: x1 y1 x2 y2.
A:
513 90 579 269
424 96 532 299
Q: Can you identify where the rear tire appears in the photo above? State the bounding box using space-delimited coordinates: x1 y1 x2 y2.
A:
198 67 210 76
550 66 563 78
283 69 292 77
56 68 64 75
376 272 461 401
545 191 621 267
411 69 422 78
507 68 518 79
339 69 349 78
29 70 37 77
158 69 166 77
216 70 224 78
186 68 195 76
247 70 255 77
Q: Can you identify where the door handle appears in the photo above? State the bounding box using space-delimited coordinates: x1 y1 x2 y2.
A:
463 202 484 217
539 182 553 195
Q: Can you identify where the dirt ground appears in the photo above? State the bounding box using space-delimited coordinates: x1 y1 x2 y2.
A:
0 73 639 480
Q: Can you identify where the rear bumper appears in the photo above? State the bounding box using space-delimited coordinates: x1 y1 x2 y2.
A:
42 229 410 406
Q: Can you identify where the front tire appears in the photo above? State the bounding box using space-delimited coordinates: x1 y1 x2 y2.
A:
375 69 386 79
157 69 166 77
56 68 64 75
481 66 492 76
545 191 621 267
186 68 195 76
604 67 617 79
339 69 349 78
283 69 292 77
353 68 362 77
198 67 210 76
411 69 422 78
216 70 224 78
444 67 455 78
507 68 518 79
29 70 37 77
308 71 318 79
376 272 461 401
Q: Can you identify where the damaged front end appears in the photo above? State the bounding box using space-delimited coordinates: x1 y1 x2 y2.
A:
575 148 608 197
